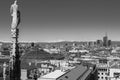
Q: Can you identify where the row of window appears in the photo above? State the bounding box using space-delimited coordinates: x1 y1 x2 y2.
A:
98 72 108 75
98 76 107 79
98 68 107 71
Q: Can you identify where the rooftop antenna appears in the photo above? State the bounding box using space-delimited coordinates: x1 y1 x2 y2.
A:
105 32 108 37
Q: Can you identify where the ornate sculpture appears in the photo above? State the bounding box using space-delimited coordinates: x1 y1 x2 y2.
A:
10 0 20 37
10 0 18 29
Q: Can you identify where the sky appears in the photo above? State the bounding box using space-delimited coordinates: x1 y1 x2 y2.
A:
0 0 120 42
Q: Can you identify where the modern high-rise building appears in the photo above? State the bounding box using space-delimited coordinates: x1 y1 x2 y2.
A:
97 40 103 47
103 33 112 47
103 34 108 47
108 40 112 47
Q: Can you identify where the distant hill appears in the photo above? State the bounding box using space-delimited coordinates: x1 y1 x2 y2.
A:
1 41 120 49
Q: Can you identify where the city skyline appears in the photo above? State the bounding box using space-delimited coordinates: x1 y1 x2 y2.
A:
0 0 120 42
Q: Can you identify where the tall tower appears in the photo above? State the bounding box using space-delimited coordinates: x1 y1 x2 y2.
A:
9 0 21 80
103 33 108 47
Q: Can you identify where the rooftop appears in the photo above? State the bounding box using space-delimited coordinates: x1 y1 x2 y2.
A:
80 69 92 80
109 60 120 68
39 70 66 79
38 62 96 80
57 64 92 80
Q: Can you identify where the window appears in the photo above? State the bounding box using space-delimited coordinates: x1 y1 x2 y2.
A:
102 73 103 75
104 69 107 71
101 77 103 79
105 77 107 79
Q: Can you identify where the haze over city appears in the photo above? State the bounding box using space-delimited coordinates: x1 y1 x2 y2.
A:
0 0 120 42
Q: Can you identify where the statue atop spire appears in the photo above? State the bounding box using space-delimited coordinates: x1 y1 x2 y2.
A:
10 0 18 29
10 0 20 38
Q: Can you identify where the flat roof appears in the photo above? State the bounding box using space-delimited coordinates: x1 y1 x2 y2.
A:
80 69 92 80
58 65 89 80
40 70 66 79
